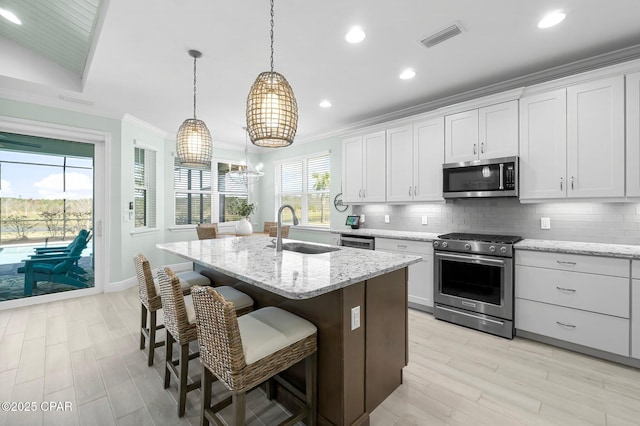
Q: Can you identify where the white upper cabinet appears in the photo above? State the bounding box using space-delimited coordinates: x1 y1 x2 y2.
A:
520 75 625 200
386 125 414 202
445 109 478 163
342 136 364 203
567 76 625 198
342 131 386 203
519 89 567 200
445 100 518 163
386 118 444 203
626 72 640 197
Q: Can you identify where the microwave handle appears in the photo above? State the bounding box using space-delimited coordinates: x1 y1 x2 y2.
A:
499 163 504 190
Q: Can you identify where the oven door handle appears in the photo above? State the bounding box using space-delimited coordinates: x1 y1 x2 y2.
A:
435 252 506 267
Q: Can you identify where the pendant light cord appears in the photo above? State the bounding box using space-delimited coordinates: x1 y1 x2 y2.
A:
270 0 275 72
193 55 198 119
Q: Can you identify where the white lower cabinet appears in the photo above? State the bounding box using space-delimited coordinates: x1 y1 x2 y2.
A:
632 260 640 359
376 238 433 311
515 250 630 357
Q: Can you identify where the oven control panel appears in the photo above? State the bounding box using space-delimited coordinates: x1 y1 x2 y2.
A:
433 239 513 257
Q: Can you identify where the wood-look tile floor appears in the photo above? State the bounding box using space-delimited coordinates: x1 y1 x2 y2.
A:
1 287 640 425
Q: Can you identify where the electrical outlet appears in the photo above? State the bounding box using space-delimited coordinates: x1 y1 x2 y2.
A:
541 217 551 230
421 215 428 225
384 214 390 223
351 306 361 330
360 214 365 223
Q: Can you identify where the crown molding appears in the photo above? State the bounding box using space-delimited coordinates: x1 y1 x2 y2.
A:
122 113 167 138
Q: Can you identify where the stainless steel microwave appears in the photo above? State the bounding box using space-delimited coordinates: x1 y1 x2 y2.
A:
442 156 518 199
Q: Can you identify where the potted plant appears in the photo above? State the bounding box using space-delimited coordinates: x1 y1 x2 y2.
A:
229 198 256 235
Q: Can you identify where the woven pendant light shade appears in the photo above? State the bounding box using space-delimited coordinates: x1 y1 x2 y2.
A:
246 71 298 148
176 118 212 167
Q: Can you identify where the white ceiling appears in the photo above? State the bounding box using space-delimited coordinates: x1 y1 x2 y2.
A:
1 0 640 148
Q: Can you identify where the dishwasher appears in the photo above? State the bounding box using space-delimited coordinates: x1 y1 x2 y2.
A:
339 235 375 250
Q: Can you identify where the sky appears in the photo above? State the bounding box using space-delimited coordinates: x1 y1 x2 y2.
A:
0 151 93 199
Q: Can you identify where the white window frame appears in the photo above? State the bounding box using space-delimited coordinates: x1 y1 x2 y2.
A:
134 146 157 229
213 158 250 224
172 158 212 226
274 150 330 227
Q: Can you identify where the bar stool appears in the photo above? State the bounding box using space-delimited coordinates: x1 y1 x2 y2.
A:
197 223 218 240
133 254 211 366
156 267 254 417
191 285 317 426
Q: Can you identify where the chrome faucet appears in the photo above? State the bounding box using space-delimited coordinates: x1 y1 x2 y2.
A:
276 204 299 251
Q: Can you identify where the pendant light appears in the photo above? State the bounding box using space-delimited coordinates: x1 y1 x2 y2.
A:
176 49 212 167
246 0 298 148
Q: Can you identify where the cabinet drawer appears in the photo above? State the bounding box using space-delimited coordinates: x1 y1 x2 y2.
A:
515 298 629 356
515 265 629 317
516 250 629 277
375 238 432 255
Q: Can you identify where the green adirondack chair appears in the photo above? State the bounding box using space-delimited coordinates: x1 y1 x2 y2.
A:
19 240 89 296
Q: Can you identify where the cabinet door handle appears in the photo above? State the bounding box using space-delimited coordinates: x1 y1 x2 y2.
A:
409 186 412 196
556 286 576 293
359 189 362 198
556 321 576 329
473 143 477 154
363 189 366 198
397 244 407 248
571 176 575 190
481 142 485 153
414 186 417 196
556 260 576 266
560 177 563 191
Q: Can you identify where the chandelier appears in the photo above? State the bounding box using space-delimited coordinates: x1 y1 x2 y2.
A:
245 0 298 148
227 127 265 184
176 49 213 167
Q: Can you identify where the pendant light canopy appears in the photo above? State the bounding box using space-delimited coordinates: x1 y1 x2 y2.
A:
176 49 212 167
246 0 298 148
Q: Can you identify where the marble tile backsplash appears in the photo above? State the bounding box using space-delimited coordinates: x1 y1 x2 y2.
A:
353 199 640 245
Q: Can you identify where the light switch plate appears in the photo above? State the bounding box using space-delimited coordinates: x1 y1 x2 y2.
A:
421 215 428 225
360 214 365 223
351 306 361 330
541 217 551 229
384 215 390 223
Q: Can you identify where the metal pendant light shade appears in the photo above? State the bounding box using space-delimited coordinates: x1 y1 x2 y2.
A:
246 71 298 148
246 0 298 148
176 49 212 167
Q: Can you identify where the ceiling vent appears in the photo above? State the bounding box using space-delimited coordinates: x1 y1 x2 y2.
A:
420 22 463 48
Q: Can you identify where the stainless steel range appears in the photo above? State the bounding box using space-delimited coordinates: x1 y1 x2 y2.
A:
433 232 522 339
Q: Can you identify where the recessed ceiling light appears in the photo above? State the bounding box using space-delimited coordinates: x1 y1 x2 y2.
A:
0 8 21 25
538 10 566 29
319 100 332 108
399 69 416 80
345 27 366 44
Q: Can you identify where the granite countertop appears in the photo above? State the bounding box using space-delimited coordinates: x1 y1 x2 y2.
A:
158 236 422 300
515 239 640 259
332 228 440 242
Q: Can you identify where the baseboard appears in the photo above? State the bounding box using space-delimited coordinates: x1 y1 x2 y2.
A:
104 261 194 293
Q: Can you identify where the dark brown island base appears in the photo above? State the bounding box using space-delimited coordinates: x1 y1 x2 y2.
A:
198 266 408 426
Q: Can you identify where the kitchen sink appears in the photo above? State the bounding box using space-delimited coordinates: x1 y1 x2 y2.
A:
282 242 341 254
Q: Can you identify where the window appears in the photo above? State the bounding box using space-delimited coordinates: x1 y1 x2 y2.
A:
134 147 156 228
215 162 248 222
275 153 330 226
174 159 212 225
173 160 248 225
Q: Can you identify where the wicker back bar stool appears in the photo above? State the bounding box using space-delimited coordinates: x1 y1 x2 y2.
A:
157 267 254 417
263 221 290 237
191 285 318 426
197 223 219 240
133 254 211 366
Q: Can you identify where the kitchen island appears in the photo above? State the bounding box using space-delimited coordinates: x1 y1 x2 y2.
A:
158 236 421 425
